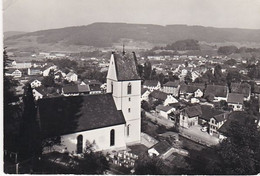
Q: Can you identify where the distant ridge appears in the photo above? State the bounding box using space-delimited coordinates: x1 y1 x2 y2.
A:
4 31 27 39
4 22 260 48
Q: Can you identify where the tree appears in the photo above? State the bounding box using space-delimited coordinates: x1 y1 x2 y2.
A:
218 46 238 55
137 64 144 79
143 60 152 80
226 70 241 86
19 84 41 160
188 114 260 175
214 64 223 83
224 59 237 66
184 71 192 84
3 49 22 152
75 142 109 174
134 155 165 174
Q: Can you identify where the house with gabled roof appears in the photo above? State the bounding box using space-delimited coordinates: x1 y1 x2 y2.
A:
66 72 78 82
28 78 43 88
230 82 251 101
227 93 244 111
155 105 175 119
42 64 57 76
143 80 161 91
141 88 151 101
162 80 180 97
150 90 178 106
179 105 202 128
148 141 174 159
179 83 205 99
62 84 90 96
5 69 22 78
38 51 141 153
204 85 228 102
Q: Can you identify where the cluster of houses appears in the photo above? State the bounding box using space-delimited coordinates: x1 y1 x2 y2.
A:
141 78 256 140
5 60 104 101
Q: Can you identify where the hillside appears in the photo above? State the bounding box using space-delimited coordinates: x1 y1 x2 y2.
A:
4 23 260 52
4 31 27 39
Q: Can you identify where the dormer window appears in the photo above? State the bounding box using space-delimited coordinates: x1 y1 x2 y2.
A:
127 83 132 94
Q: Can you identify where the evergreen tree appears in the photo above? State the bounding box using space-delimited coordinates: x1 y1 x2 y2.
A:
19 84 41 160
3 49 22 152
143 60 152 80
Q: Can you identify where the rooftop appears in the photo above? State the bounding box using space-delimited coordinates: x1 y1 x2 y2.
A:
227 93 244 104
113 52 140 81
38 94 126 138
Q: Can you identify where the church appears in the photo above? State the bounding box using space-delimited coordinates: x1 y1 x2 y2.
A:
38 51 141 153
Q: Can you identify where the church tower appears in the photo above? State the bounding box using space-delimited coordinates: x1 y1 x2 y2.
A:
106 51 141 144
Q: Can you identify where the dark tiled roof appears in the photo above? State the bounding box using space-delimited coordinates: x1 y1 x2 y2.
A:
150 90 168 101
151 141 171 155
227 93 244 104
113 52 140 81
63 85 90 94
163 81 179 87
143 80 159 87
180 84 205 94
213 114 226 122
38 94 126 138
34 86 48 96
231 82 251 98
141 88 149 95
156 105 173 112
253 86 260 94
89 84 101 92
201 105 225 121
204 85 228 98
184 105 202 118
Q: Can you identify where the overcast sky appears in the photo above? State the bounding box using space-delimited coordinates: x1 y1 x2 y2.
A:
3 0 260 32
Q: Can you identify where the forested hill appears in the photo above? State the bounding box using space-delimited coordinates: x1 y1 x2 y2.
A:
5 22 260 48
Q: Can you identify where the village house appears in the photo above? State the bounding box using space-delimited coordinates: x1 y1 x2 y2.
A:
149 90 178 106
162 80 180 97
81 80 103 94
33 87 46 100
29 78 42 88
179 84 205 99
204 85 228 102
227 93 244 111
141 88 151 102
230 82 251 101
11 61 32 69
42 64 57 76
143 80 161 91
5 69 22 78
148 141 174 159
54 69 67 80
66 72 78 82
155 105 174 119
208 113 227 137
62 85 90 96
179 105 202 128
38 51 141 153
28 68 42 76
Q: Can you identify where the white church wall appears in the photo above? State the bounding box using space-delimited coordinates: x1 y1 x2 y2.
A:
125 118 141 144
61 124 126 153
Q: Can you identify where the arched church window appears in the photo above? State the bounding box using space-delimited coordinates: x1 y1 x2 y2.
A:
77 135 83 154
127 124 130 136
127 83 132 94
110 129 115 146
111 82 113 93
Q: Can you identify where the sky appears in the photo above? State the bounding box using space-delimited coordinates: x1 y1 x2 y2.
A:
3 0 260 32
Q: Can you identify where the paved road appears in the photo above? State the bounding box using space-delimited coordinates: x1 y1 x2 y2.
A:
179 125 219 146
145 112 175 128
